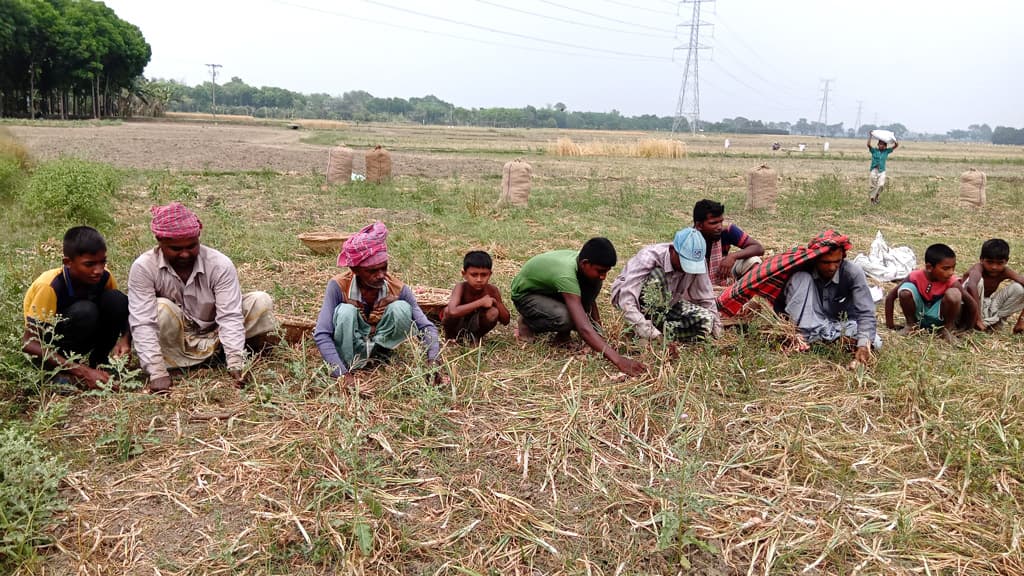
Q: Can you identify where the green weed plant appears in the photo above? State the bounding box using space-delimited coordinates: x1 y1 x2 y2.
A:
23 158 121 226
0 424 67 571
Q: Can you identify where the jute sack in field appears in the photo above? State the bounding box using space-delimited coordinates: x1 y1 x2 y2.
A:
497 158 532 208
746 163 778 210
326 146 353 185
959 168 986 207
365 145 392 184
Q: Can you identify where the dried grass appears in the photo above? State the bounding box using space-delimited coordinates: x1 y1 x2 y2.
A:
10 125 1024 575
551 137 686 158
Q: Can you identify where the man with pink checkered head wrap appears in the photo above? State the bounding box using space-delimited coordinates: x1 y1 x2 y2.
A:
128 202 278 393
313 221 445 388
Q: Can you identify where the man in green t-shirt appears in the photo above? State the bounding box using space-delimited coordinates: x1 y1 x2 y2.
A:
511 237 646 377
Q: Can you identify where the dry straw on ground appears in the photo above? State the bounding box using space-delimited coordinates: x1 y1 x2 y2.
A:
551 137 686 158
8 123 1024 574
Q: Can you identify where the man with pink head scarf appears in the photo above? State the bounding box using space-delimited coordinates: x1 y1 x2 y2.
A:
312 221 443 386
128 202 278 393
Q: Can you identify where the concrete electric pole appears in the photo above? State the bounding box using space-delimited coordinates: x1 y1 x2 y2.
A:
206 63 222 117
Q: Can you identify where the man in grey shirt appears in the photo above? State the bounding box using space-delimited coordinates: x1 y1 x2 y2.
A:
775 246 880 367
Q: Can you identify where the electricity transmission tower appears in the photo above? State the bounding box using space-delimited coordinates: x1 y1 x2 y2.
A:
671 0 713 134
854 100 863 135
206 63 222 116
816 78 834 136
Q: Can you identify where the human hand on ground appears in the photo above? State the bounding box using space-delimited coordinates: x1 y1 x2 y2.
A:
854 345 871 364
426 360 450 386
615 356 648 377
229 369 246 388
112 336 131 358
341 373 357 388
147 375 172 394
72 365 111 390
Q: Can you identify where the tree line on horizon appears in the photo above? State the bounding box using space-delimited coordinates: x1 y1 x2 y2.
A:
0 0 152 119
1 0 1020 144
143 77 1024 143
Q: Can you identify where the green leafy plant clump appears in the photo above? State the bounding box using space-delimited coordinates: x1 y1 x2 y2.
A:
0 155 26 201
0 424 67 570
22 158 122 226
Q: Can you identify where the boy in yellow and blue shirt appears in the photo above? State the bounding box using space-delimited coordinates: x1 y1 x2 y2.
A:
22 226 130 389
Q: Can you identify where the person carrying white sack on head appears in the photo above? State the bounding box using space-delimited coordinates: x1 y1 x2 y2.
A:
867 130 899 204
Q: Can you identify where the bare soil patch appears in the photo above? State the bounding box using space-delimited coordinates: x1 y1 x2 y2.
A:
7 121 505 178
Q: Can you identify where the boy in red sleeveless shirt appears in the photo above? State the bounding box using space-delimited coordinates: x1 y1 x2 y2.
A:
884 243 977 343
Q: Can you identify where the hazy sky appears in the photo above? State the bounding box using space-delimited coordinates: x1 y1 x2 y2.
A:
102 0 1022 134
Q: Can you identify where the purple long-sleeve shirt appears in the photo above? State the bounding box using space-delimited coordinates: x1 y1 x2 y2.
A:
313 278 439 377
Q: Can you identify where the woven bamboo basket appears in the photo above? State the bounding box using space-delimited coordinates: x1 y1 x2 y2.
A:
411 285 450 321
298 232 350 255
277 314 316 344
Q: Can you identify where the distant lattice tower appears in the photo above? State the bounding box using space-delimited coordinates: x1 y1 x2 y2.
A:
672 0 713 134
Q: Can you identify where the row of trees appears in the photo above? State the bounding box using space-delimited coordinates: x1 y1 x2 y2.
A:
153 77 963 139
0 0 151 118
147 78 685 131
991 126 1024 145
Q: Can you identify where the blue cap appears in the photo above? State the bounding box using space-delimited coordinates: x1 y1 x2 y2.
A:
672 227 708 274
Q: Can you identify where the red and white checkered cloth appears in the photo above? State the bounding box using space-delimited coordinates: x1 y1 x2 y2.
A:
337 221 389 268
150 202 202 239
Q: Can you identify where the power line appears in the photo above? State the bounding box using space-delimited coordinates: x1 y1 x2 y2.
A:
356 0 673 59
270 0 671 61
714 15 807 92
534 0 674 34
705 59 802 112
472 0 674 39
593 0 678 17
709 42 812 102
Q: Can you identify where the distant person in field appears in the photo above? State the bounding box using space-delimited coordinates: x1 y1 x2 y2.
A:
313 221 445 387
611 227 722 342
962 239 1024 334
717 230 879 367
692 199 764 287
867 135 899 204
442 250 510 342
22 226 130 390
129 202 278 394
884 243 975 344
511 237 647 377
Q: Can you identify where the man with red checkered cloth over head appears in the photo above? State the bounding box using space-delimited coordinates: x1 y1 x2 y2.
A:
128 202 278 393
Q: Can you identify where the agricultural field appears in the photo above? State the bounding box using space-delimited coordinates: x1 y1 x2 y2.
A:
2 119 1024 575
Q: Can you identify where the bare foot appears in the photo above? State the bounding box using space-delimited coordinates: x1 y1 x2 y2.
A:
939 328 958 345
514 318 535 343
551 331 573 347
898 325 916 336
